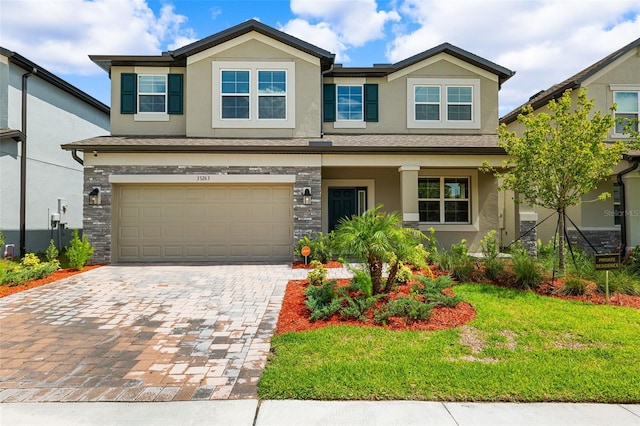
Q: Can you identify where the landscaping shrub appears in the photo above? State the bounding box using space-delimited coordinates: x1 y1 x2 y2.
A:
374 297 432 325
339 295 381 321
45 239 60 266
307 260 328 286
304 280 342 321
349 267 373 298
511 247 544 289
595 270 640 296
294 232 334 263
480 230 499 261
412 275 461 307
625 246 640 276
560 276 592 296
483 258 506 282
66 229 94 271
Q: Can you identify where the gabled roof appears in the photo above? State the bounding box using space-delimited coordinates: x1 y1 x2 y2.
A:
90 19 335 74
0 47 110 114
501 37 640 125
328 43 515 87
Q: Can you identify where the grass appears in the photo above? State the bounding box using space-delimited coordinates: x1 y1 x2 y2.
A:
258 283 640 402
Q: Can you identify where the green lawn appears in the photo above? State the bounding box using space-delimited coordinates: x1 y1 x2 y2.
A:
258 283 640 402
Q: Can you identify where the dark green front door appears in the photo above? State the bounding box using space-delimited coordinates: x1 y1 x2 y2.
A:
329 187 368 231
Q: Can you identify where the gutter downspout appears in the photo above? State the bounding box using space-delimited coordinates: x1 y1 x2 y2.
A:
20 68 36 257
71 149 84 166
320 62 335 138
616 158 639 256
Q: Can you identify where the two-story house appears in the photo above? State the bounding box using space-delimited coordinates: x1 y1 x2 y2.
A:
1 47 110 255
63 19 514 264
501 37 640 255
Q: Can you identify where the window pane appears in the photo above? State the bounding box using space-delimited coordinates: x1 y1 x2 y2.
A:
444 178 468 199
447 86 472 103
258 96 286 119
615 113 639 133
139 95 165 113
416 104 439 120
418 178 440 198
419 201 440 222
221 70 249 94
444 201 469 222
415 86 439 103
447 105 472 121
336 85 363 120
258 71 286 93
221 96 249 118
139 75 166 94
614 92 639 112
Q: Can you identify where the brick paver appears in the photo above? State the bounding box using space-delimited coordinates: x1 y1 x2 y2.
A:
0 264 306 402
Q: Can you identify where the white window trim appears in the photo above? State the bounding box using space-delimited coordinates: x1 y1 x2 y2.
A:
333 77 366 129
610 84 640 138
407 78 480 129
134 68 170 122
418 169 479 232
212 61 295 129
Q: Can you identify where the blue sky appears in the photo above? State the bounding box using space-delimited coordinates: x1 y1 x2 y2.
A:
1 0 639 116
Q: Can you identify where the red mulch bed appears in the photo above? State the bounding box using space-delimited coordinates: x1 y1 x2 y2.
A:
0 264 103 298
292 260 343 269
535 277 640 309
275 276 477 334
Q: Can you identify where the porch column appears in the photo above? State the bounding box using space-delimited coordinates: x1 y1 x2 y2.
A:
399 165 420 229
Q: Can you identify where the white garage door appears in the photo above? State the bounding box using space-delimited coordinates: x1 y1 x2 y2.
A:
114 184 293 262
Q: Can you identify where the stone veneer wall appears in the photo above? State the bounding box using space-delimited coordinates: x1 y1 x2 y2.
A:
83 165 322 264
566 229 621 254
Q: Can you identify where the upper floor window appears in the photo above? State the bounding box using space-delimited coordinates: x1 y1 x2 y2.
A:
418 176 470 224
614 91 639 134
407 78 480 129
337 85 363 121
138 75 167 113
212 61 295 128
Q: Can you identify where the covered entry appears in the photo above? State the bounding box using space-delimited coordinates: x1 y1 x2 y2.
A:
113 182 293 262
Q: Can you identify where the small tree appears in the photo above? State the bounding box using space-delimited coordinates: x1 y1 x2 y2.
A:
492 88 626 271
333 205 426 295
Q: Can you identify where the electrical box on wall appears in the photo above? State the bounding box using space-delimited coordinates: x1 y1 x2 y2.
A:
57 198 68 225
51 213 60 229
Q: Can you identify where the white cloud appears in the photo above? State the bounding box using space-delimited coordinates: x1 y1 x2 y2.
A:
281 0 399 62
0 0 197 75
388 0 640 115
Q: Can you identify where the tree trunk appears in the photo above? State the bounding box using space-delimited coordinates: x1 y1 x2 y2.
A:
385 262 399 293
369 257 383 295
558 208 566 273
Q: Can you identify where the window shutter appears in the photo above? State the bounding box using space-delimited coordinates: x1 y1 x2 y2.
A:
323 83 336 122
167 73 184 115
364 84 378 122
120 73 137 114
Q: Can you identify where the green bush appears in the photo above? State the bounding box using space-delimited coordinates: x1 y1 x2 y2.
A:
304 280 342 321
66 229 94 271
1 261 58 286
21 253 41 268
625 246 640 276
339 295 380 321
295 232 334 263
374 297 432 325
0 230 4 251
480 230 499 261
307 260 328 286
411 275 460 307
561 276 591 296
511 248 544 289
395 263 414 284
350 268 373 298
595 270 640 296
483 258 506 282
45 239 59 264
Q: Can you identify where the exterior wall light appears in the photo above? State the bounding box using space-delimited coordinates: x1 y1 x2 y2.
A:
88 187 100 205
302 187 312 205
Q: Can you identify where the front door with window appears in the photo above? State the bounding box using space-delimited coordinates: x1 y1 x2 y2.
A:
328 187 367 231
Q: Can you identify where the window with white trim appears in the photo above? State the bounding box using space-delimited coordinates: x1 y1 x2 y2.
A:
213 61 295 128
407 78 480 129
138 75 167 113
614 91 639 134
418 177 470 223
337 85 363 121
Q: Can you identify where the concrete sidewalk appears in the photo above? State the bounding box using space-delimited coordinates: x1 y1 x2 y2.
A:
2 400 639 425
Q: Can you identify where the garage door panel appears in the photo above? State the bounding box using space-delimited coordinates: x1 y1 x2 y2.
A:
115 183 293 262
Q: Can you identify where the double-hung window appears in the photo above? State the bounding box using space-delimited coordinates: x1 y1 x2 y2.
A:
613 91 639 134
337 85 363 121
418 177 470 223
221 70 250 119
213 61 294 128
138 75 167 113
407 78 480 129
258 70 286 119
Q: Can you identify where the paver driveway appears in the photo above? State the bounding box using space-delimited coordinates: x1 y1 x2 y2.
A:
0 264 302 402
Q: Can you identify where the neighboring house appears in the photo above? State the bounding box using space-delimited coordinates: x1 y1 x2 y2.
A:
501 37 640 255
62 19 514 264
0 47 110 255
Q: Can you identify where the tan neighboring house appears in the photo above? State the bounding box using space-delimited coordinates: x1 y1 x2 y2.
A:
63 19 514 264
501 37 640 255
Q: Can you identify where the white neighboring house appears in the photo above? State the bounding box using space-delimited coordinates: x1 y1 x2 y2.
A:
0 47 110 256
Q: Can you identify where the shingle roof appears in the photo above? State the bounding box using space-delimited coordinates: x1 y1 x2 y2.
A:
500 37 640 125
0 128 26 142
61 134 504 154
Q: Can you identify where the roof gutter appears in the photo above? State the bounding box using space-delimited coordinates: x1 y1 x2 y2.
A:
71 149 84 166
617 156 640 255
20 68 36 257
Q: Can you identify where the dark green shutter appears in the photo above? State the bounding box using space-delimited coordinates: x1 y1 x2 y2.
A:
120 73 137 114
364 84 378 122
167 73 183 114
323 83 336 122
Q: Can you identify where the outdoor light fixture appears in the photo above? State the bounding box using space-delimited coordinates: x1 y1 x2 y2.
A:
88 187 100 205
302 187 312 205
